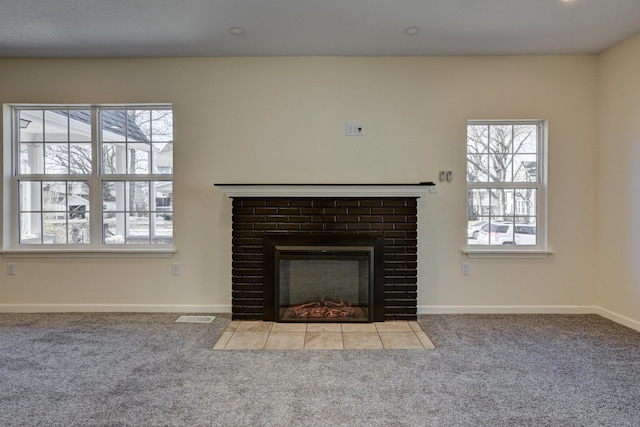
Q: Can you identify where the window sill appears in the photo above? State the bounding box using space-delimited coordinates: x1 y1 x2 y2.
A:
0 248 176 259
462 248 554 259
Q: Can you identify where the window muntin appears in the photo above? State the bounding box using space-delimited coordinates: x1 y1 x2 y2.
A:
467 121 544 248
12 105 173 249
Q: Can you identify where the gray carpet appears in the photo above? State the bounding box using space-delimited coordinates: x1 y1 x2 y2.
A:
1 313 638 426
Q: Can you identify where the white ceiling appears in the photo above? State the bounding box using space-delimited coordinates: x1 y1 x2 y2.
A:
2 0 640 58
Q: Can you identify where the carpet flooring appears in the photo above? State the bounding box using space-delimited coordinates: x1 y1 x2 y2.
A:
1 313 639 426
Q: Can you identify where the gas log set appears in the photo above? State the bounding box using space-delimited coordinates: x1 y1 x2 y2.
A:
286 299 365 319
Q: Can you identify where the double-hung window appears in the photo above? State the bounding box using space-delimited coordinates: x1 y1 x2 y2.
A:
6 105 173 251
466 120 547 252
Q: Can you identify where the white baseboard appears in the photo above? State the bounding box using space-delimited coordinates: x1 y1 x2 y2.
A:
1 304 638 333
0 304 232 313
417 305 599 315
418 305 640 332
593 307 640 333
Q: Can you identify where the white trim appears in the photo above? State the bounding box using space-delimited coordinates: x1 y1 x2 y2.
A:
1 248 176 258
463 249 554 259
594 307 640 333
466 120 548 253
216 184 429 198
418 305 640 333
418 305 598 315
0 304 232 313
2 304 637 333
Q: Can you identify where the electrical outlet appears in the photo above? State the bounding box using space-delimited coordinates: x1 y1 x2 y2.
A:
7 263 16 275
171 263 181 276
461 262 470 275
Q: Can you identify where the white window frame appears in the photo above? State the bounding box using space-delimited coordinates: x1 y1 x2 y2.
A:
2 104 175 258
464 120 552 259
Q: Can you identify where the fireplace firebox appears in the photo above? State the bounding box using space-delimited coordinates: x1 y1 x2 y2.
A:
263 234 385 322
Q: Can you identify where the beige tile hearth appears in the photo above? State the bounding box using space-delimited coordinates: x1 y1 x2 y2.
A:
305 332 344 349
213 321 435 350
378 331 424 349
264 332 306 349
343 332 384 349
224 331 270 349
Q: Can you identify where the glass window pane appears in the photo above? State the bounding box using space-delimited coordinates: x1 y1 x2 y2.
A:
513 155 537 182
468 217 489 243
513 125 537 154
68 181 90 213
19 143 44 174
20 212 41 244
68 219 89 244
151 219 173 245
44 143 69 174
103 181 124 212
489 154 512 183
468 189 491 219
104 212 126 244
102 143 126 174
467 125 489 155
19 181 41 211
128 181 149 212
69 143 92 174
69 110 92 142
128 213 149 244
489 125 513 155
19 110 44 142
515 189 537 217
128 110 151 142
489 189 513 216
514 220 537 245
42 181 66 211
44 110 69 142
153 180 172 209
101 109 126 142
503 189 516 216
151 110 173 142
467 153 488 182
128 143 150 174
153 142 173 174
43 213 67 244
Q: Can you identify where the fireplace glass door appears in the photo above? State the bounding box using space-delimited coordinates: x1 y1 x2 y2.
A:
276 247 373 322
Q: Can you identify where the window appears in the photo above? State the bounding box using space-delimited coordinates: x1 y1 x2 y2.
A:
466 120 546 250
7 105 173 250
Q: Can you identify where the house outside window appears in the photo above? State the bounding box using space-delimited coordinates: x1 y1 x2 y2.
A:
6 105 173 250
466 120 547 251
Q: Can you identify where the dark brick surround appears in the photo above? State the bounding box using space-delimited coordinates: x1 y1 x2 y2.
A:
231 197 418 321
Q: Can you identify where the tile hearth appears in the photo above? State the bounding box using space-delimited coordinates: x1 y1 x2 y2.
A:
213 321 435 350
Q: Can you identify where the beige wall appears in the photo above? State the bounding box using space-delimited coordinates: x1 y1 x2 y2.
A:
0 55 601 315
597 33 640 325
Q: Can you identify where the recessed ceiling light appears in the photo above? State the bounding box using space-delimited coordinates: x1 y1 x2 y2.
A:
404 26 421 36
228 27 246 36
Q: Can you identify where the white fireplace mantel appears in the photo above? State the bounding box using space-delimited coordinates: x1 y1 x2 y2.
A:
215 183 434 198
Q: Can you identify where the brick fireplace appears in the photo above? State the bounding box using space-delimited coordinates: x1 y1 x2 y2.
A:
218 184 430 322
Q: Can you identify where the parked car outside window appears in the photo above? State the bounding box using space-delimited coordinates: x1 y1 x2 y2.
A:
477 222 536 245
467 221 488 239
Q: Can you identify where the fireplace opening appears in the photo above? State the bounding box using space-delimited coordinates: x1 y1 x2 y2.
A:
263 234 385 323
278 248 371 322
